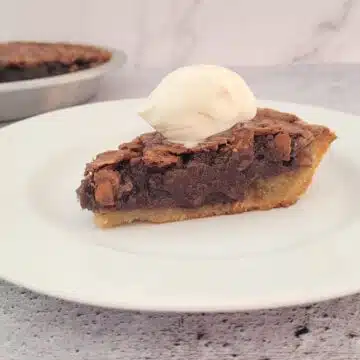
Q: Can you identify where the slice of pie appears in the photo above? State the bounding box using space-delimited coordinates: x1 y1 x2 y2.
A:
76 108 336 228
0 41 111 83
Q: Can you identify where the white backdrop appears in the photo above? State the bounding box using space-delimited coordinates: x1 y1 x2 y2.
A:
2 0 359 69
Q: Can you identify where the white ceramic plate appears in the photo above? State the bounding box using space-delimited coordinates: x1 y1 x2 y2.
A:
0 99 359 312
0 49 127 122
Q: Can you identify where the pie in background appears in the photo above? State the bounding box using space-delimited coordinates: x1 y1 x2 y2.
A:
0 41 111 83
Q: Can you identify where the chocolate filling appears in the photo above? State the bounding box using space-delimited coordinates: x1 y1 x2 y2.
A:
0 61 92 83
77 109 320 212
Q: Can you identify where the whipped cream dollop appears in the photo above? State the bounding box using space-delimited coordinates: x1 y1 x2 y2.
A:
138 64 257 147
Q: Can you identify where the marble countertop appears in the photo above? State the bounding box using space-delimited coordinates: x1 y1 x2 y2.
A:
2 64 360 360
2 0 360 67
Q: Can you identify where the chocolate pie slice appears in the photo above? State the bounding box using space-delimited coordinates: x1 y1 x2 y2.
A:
77 108 336 228
0 41 111 83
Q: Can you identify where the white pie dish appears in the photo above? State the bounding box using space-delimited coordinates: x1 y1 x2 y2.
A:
0 48 127 122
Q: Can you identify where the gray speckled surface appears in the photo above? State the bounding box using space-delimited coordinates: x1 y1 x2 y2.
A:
2 64 360 360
